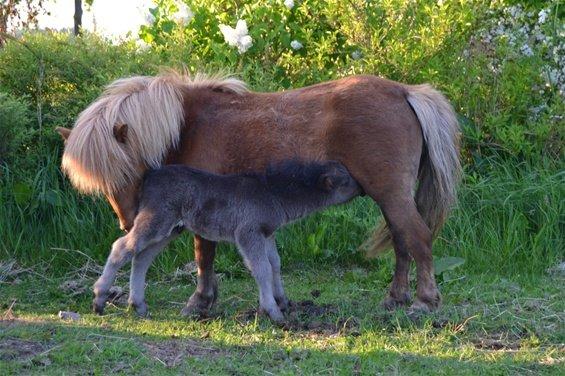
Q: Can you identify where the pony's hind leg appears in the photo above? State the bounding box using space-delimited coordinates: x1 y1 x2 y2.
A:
181 235 218 317
129 235 177 317
379 196 440 312
265 236 288 311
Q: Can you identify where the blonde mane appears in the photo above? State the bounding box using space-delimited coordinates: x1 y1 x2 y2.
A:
62 72 248 194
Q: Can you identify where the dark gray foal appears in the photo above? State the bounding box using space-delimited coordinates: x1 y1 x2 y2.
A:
93 160 361 322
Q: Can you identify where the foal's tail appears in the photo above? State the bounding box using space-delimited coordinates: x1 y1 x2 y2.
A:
365 84 461 257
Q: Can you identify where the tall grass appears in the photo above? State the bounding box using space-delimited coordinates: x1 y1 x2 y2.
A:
1 155 562 278
0 1 562 280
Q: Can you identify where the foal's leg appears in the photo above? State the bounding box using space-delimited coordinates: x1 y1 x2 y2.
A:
181 235 218 317
93 211 171 315
93 235 137 314
236 228 284 323
129 235 176 317
265 236 289 311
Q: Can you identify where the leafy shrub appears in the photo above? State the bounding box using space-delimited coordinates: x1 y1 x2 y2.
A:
0 1 562 274
0 31 161 175
0 92 32 169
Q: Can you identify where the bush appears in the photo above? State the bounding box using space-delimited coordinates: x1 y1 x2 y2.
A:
0 31 161 175
134 0 563 163
0 1 562 274
0 92 33 169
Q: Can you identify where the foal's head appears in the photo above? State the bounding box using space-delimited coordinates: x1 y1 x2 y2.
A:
265 160 361 206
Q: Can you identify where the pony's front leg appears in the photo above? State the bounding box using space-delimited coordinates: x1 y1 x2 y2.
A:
93 236 134 314
181 235 218 317
128 236 175 317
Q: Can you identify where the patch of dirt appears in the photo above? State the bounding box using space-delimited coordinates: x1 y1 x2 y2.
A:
107 286 128 306
236 300 361 336
144 339 224 367
0 338 48 362
473 333 522 351
59 279 88 297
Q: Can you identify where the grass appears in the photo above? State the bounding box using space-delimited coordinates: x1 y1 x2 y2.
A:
1 156 562 277
1 160 563 373
1 267 563 374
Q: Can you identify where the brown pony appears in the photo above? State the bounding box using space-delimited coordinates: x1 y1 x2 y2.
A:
57 72 460 314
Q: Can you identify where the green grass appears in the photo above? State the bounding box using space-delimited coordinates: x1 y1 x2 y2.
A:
1 161 563 373
1 157 562 277
1 268 563 374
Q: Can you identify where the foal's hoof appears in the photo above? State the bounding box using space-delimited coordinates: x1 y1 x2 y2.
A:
275 296 290 312
258 307 285 324
129 301 149 318
382 292 411 311
92 300 105 315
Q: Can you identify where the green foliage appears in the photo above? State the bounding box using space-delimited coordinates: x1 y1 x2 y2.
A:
135 0 563 162
0 1 562 277
0 31 160 177
0 92 32 168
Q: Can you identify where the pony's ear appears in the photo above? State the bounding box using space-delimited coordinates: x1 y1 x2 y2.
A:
113 123 128 143
55 127 72 141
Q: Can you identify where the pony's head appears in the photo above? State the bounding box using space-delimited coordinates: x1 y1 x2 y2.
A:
59 74 185 195
58 71 248 230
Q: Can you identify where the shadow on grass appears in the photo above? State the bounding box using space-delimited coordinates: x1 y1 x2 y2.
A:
2 274 563 375
1 314 558 375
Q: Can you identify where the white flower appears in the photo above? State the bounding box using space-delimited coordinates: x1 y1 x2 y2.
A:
351 50 362 60
284 0 295 9
548 68 559 85
520 43 534 57
538 9 549 24
290 40 303 50
174 1 193 24
219 20 253 54
135 39 150 51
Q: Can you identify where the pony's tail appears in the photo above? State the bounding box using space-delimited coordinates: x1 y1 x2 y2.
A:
364 84 461 257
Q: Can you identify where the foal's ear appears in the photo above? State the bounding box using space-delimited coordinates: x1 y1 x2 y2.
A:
317 173 335 191
55 127 72 141
113 123 128 143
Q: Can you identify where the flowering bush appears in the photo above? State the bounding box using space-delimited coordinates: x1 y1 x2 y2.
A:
456 2 564 161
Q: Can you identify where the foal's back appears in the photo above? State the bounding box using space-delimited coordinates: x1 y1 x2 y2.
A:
140 165 279 242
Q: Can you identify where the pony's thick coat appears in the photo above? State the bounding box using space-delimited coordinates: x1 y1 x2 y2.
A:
61 72 247 194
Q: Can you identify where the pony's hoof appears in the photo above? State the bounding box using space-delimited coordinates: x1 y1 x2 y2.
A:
382 292 411 311
408 294 441 314
180 291 216 318
180 305 209 318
